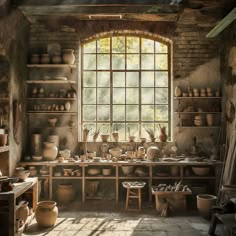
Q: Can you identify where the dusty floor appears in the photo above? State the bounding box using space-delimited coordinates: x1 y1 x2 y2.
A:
23 201 224 236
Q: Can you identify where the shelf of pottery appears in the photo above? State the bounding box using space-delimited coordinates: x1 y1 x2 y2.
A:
17 161 221 204
174 86 221 128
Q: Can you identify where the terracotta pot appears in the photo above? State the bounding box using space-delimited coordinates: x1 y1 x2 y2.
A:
197 194 217 219
42 142 58 161
206 114 214 126
159 132 167 142
0 134 7 146
52 53 62 64
30 54 40 64
62 49 75 64
35 201 58 227
146 145 160 161
57 184 75 203
40 54 50 64
16 201 29 223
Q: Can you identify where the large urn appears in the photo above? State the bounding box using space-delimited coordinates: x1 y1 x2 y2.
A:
146 145 161 161
35 201 58 228
62 49 75 64
16 201 29 223
57 184 75 203
42 142 58 161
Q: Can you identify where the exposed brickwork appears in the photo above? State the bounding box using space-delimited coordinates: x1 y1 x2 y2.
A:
29 21 219 79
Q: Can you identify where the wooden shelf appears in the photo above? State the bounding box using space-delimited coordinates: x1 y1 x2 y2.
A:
29 126 76 129
27 64 76 68
118 176 149 179
175 112 221 114
183 176 216 179
0 146 10 153
176 126 220 129
152 176 181 179
27 98 76 101
52 176 82 180
0 98 9 102
85 176 116 180
26 80 76 84
27 111 77 114
174 96 221 99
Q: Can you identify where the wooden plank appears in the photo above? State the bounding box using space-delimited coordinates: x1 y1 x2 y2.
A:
26 80 76 84
206 7 236 38
0 146 10 153
27 64 76 68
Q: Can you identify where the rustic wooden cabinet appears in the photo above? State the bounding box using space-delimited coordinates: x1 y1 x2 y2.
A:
0 177 38 236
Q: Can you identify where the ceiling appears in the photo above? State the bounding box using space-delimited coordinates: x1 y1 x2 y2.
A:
11 0 236 27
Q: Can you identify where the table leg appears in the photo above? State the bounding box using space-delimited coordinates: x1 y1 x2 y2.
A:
208 213 220 235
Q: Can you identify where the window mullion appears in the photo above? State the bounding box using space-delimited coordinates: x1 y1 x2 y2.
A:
139 36 142 139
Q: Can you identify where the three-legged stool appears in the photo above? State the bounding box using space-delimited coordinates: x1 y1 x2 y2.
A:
122 181 146 211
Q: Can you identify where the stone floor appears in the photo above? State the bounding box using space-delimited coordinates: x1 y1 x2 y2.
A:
23 201 224 236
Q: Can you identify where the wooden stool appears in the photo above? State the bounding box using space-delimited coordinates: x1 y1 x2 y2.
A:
122 181 146 211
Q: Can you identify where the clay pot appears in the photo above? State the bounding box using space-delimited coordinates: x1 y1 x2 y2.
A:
174 86 182 97
146 145 160 161
52 53 62 64
31 134 42 155
62 49 75 64
0 134 7 146
206 114 214 126
35 201 58 227
16 201 29 223
40 54 50 64
86 181 99 197
42 142 58 161
29 166 37 177
57 184 75 203
197 194 217 219
30 54 40 64
159 132 167 142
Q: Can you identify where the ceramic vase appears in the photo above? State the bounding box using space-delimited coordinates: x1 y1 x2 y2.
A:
40 54 50 64
57 184 75 203
42 142 58 161
52 53 62 64
206 114 214 126
16 201 29 223
65 101 71 111
35 201 58 227
175 86 182 97
0 134 7 146
31 134 42 155
159 132 167 142
146 145 160 161
62 49 75 64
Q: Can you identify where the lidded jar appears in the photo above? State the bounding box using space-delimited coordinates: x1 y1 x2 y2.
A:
41 54 50 64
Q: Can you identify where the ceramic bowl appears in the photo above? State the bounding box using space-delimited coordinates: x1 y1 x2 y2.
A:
192 166 210 176
102 168 112 176
16 170 30 181
48 118 57 127
32 155 43 162
121 166 134 175
101 134 110 142
87 168 101 176
93 156 101 162
109 148 122 158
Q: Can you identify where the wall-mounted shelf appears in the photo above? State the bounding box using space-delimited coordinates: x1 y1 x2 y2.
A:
27 112 77 114
0 146 10 153
27 64 76 68
175 112 221 114
174 97 221 99
27 98 76 101
26 80 76 84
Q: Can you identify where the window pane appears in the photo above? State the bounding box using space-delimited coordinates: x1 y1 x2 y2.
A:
112 54 125 70
142 105 154 121
127 54 140 70
142 88 154 104
113 72 125 87
127 123 139 137
155 123 168 139
127 37 139 53
155 42 168 53
98 88 110 104
112 36 125 53
97 38 110 53
141 54 154 70
113 88 125 104
126 88 139 104
97 105 110 121
155 55 168 70
155 105 168 121
142 38 154 53
97 54 110 69
127 72 139 87
112 123 125 140
126 105 139 121
84 54 96 70
97 72 110 87
155 88 168 104
97 123 110 136
84 41 96 53
83 88 96 104
155 72 168 87
141 72 154 87
141 123 154 140
83 105 96 121
83 71 96 87
113 105 125 121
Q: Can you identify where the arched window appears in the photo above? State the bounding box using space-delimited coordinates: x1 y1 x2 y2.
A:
81 34 171 141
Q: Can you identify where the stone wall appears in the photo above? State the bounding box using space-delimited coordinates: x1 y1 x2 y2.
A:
0 9 29 175
28 20 220 156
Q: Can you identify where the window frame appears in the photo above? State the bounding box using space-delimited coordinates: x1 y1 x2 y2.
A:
80 34 172 142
